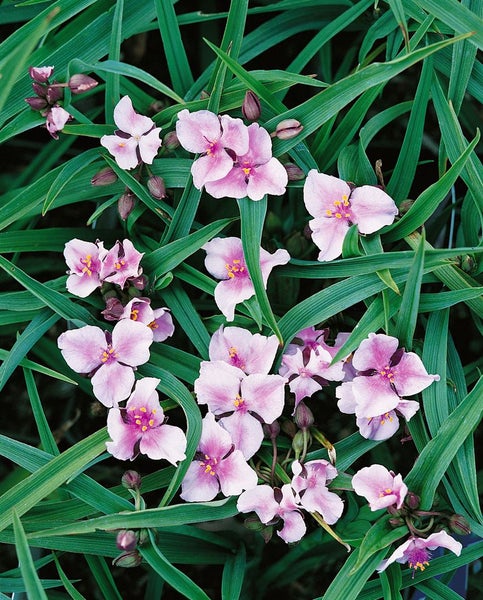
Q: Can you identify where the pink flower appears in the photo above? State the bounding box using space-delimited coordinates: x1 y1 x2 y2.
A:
304 170 398 261
46 105 72 139
57 319 153 407
101 239 144 288
64 238 106 298
237 484 306 543
291 460 344 524
351 464 408 511
106 378 186 463
377 531 462 573
205 122 288 201
120 298 174 342
100 96 162 170
208 325 279 375
194 361 287 459
203 236 290 321
175 109 249 188
180 412 257 502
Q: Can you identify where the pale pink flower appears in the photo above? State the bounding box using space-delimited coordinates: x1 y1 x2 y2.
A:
291 460 344 524
180 412 257 502
304 170 398 261
64 238 106 298
175 109 249 188
101 239 144 288
377 531 462 573
57 319 153 407
208 325 279 375
106 377 186 463
120 298 174 342
351 464 408 511
100 96 162 170
237 484 306 543
205 122 288 201
203 236 290 321
46 105 72 139
195 361 286 459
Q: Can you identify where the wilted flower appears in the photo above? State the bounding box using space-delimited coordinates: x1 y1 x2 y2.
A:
351 464 408 511
45 105 72 139
120 298 174 342
101 96 162 170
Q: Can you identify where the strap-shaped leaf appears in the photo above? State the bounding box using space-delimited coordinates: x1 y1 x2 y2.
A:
12 512 48 600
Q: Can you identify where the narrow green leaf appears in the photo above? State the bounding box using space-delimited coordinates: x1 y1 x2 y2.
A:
415 578 465 600
105 0 123 118
85 555 123 600
387 0 409 48
12 512 48 600
23 369 60 457
53 554 86 600
222 544 246 600
352 516 408 572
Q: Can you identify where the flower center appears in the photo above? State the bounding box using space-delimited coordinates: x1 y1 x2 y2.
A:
148 320 159 330
379 487 393 498
233 394 246 411
200 454 218 476
228 346 245 369
100 344 119 364
325 194 352 220
407 546 431 572
205 140 220 156
298 367 311 378
130 309 139 321
225 258 247 279
129 405 157 432
114 259 126 270
81 254 93 277
379 365 396 381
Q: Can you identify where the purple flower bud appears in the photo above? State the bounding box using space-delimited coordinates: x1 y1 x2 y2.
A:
294 402 314 430
112 550 142 568
242 90 261 121
25 97 48 111
118 191 136 221
121 470 142 490
405 491 420 510
283 162 305 181
91 167 118 186
116 530 137 551
31 82 47 98
263 420 280 440
101 297 125 321
281 420 297 438
45 85 64 105
68 73 98 94
147 175 167 199
448 514 471 536
29 66 54 83
128 274 148 291
163 130 180 151
274 118 303 140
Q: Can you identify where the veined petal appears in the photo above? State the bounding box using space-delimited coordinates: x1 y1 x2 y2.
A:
198 412 233 459
352 333 399 371
100 134 140 170
308 216 349 262
111 319 153 366
237 485 278 523
204 168 248 200
356 411 400 440
214 278 254 321
203 236 244 280
350 186 398 234
219 412 264 459
57 326 106 374
92 361 135 407
278 509 306 543
351 375 400 418
194 361 244 413
106 408 139 460
140 424 187 464
180 460 220 502
245 158 288 201
393 352 440 396
176 109 222 153
336 381 357 414
304 170 352 219
150 308 175 342
191 152 234 189
114 96 154 137
66 272 101 298
241 373 286 423
216 449 258 496
138 128 162 164
259 248 290 285
219 114 249 155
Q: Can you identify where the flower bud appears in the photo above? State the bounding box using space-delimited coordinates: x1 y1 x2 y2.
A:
294 402 314 430
263 420 280 440
31 82 47 98
292 430 305 457
129 274 148 291
121 470 142 490
45 105 72 139
405 491 420 510
137 528 150 547
68 73 98 94
91 166 117 186
242 90 261 121
283 162 305 181
281 419 297 438
147 175 167 199
163 130 180 151
116 530 137 552
273 119 303 140
448 514 471 536
101 297 124 321
460 254 476 274
388 517 405 528
25 96 48 111
29 66 54 83
112 550 142 568
45 85 64 105
118 191 136 220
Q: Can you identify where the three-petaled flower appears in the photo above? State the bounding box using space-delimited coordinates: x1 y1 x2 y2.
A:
64 238 106 298
351 464 408 511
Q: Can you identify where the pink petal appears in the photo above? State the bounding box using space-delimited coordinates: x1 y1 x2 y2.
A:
150 308 175 342
180 460 221 502
336 382 357 414
241 373 286 423
57 326 106 373
140 424 187 464
100 134 140 170
308 216 349 262
278 509 306 543
204 168 249 200
198 412 233 459
303 170 352 219
216 449 258 496
289 375 322 405
350 186 398 234
126 377 160 413
190 152 234 188
194 361 244 414
424 531 462 554
356 411 400 440
219 412 264 459
393 352 440 396
246 158 288 201
176 109 223 153
351 375 400 418
299 486 344 524
106 408 139 460
138 127 162 164
203 237 244 280
219 115 249 155
243 123 273 165
66 273 101 298
395 399 420 421
111 319 153 366
114 96 154 137
259 248 290 284
91 361 135 407
214 278 255 321
352 333 399 371
237 485 278 523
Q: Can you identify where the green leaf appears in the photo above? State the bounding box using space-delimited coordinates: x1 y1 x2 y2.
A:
352 516 407 572
221 544 246 600
23 368 60 457
105 0 123 118
53 554 87 600
12 512 48 600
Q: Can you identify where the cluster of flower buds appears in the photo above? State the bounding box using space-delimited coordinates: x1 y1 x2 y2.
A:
25 66 97 139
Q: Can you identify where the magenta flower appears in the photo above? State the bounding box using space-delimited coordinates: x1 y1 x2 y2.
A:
304 170 398 261
204 122 288 201
57 319 153 407
100 96 162 170
101 239 144 288
208 325 279 375
64 238 106 298
203 236 290 321
377 531 462 573
291 460 344 524
120 298 174 342
351 464 408 511
195 361 286 459
175 109 249 188
237 484 306 543
180 412 258 502
46 105 72 139
106 377 186 463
